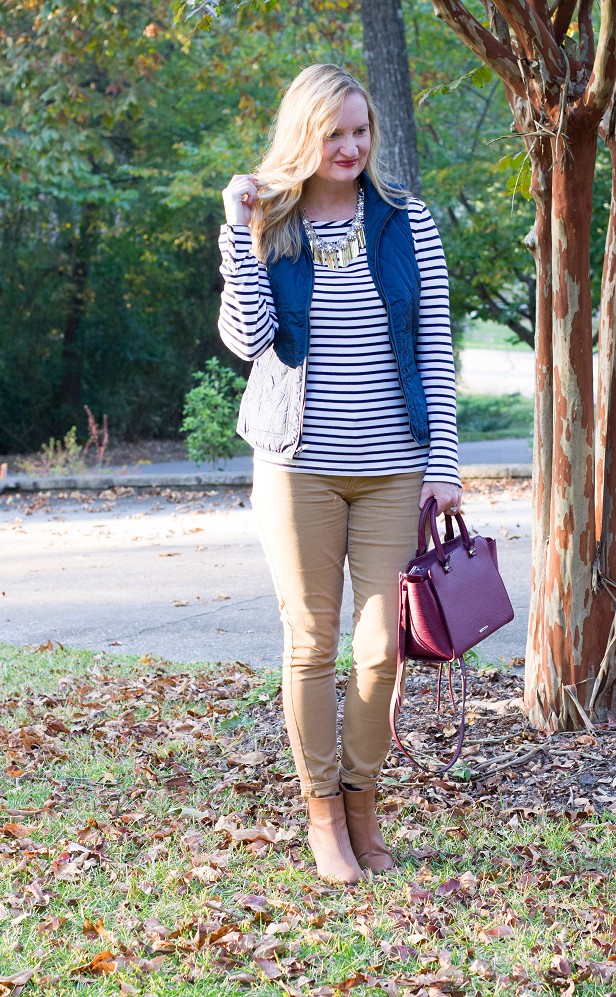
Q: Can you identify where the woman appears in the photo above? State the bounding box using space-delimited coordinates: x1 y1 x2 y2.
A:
218 64 461 884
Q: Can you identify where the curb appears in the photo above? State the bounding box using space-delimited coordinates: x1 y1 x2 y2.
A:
0 471 253 493
459 463 532 480
0 464 533 493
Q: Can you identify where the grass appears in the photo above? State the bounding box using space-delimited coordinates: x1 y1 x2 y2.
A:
1 642 615 996
462 320 533 352
457 393 534 443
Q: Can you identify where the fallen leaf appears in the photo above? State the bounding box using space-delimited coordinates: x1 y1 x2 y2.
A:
253 937 286 959
83 916 115 943
435 877 461 897
0 970 38 989
469 958 494 980
189 864 222 883
2 823 35 839
70 951 117 975
331 973 369 991
477 924 515 942
304 928 334 944
171 600 188 607
459 870 478 893
253 957 283 979
209 923 239 944
169 806 211 821
38 915 67 936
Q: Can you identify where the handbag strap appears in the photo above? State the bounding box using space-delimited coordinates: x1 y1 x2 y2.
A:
389 640 467 775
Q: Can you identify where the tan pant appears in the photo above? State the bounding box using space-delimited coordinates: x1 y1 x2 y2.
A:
252 464 423 798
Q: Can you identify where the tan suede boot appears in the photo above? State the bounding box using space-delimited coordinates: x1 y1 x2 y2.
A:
342 785 393 873
307 794 363 884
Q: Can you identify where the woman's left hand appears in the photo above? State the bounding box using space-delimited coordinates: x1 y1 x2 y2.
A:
419 480 462 517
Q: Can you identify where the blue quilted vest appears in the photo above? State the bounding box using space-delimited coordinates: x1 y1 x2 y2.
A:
236 172 428 456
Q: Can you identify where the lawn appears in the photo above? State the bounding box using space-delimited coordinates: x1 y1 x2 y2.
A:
456 394 534 443
0 642 615 996
462 321 533 353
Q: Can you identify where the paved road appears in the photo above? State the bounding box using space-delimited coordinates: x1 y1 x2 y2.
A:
101 436 532 479
0 484 530 667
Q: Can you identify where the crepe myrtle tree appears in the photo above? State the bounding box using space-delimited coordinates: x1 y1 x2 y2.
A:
424 0 616 729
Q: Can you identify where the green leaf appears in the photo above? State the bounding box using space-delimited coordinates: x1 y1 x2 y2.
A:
449 760 472 781
416 64 493 105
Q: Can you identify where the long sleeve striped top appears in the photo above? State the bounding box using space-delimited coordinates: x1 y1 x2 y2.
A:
218 198 460 484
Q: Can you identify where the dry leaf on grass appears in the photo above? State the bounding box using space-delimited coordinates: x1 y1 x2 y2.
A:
253 956 283 979
304 928 334 944
0 969 37 997
252 936 286 959
82 916 115 943
70 951 116 975
477 924 515 942
2 823 35 839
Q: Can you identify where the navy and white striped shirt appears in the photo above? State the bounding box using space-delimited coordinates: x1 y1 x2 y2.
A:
218 199 460 483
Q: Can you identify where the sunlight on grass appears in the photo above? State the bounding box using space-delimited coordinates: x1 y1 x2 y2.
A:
0 642 614 996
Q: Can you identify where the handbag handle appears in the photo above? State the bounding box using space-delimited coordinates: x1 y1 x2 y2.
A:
417 497 476 568
389 649 467 775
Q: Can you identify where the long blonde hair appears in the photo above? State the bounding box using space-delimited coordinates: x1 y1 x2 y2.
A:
250 64 408 263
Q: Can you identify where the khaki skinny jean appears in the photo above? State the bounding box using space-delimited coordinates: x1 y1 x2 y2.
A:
252 464 423 798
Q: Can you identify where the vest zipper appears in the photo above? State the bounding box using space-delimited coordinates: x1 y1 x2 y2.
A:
291 246 314 458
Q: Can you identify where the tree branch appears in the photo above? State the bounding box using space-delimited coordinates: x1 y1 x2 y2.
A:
552 0 577 45
527 0 551 29
475 282 535 346
428 0 526 97
579 0 596 70
492 0 566 77
484 0 513 48
467 85 499 158
583 0 616 123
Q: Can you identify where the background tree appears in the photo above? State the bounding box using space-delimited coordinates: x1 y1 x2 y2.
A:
360 0 422 195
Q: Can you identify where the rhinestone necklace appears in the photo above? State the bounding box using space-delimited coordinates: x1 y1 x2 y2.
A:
301 184 365 270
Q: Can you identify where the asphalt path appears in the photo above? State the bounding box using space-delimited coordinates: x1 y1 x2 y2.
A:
99 437 532 478
0 483 530 667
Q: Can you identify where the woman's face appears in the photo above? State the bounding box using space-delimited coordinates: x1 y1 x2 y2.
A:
315 92 371 184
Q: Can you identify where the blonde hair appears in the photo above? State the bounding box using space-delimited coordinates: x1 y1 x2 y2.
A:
249 64 408 263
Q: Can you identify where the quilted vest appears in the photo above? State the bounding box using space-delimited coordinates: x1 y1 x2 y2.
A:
236 172 428 456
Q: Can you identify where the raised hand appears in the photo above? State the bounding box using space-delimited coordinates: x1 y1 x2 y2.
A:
222 174 259 226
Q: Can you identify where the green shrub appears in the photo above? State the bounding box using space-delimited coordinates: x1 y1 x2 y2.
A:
14 426 87 476
456 392 533 441
181 357 247 465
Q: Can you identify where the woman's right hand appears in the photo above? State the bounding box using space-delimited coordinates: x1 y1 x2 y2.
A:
222 174 259 226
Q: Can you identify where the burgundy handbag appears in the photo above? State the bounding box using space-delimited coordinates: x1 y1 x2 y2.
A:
389 497 514 774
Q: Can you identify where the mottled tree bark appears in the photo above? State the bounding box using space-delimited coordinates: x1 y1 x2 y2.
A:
589 103 616 721
360 0 422 196
523 139 554 728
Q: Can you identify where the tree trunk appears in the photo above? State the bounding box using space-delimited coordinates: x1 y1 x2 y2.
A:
59 201 99 418
360 0 422 196
427 0 616 730
527 126 613 729
589 104 616 721
524 138 554 727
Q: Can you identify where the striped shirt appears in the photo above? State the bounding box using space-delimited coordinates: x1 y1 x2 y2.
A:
218 199 460 483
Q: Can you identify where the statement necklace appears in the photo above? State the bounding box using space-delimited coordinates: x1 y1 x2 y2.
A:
301 184 365 270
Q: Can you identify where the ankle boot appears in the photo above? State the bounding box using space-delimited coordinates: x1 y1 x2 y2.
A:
307 794 363 884
342 785 393 873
